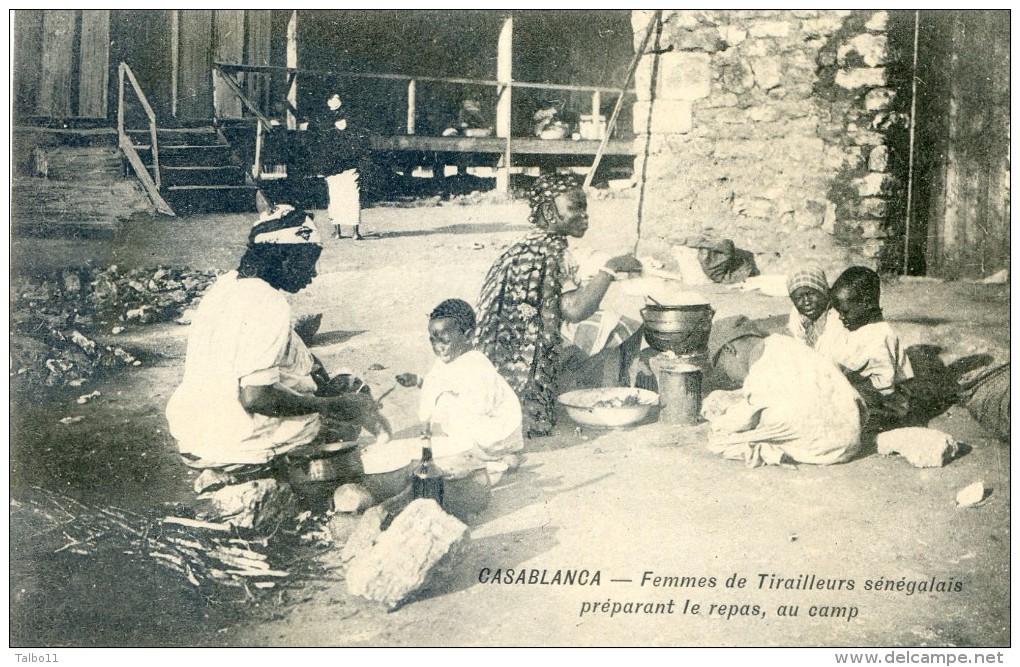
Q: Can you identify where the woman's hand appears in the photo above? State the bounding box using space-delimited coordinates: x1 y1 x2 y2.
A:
604 254 643 275
396 372 421 388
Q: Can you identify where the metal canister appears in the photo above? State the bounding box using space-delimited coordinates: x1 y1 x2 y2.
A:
657 363 702 426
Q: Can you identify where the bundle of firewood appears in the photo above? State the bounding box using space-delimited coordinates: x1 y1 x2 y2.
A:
12 487 291 597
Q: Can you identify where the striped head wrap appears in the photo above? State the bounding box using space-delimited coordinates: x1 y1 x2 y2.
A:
786 266 829 296
248 205 322 246
527 173 582 227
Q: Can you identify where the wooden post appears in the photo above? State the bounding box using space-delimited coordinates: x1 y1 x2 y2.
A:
495 16 513 194
406 79 416 135
286 10 298 130
591 90 601 136
170 10 179 118
78 10 110 118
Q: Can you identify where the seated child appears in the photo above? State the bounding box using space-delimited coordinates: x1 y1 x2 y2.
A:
829 266 914 431
397 299 524 477
786 266 846 359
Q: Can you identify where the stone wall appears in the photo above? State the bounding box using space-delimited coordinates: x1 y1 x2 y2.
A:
632 10 900 275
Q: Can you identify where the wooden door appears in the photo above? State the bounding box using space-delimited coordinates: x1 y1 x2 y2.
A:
910 11 1010 279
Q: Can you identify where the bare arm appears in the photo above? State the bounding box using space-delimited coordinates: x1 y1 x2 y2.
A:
240 384 377 421
559 254 642 323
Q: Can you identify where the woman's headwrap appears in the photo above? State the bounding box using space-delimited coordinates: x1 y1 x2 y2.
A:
527 173 581 227
248 205 322 246
787 266 828 296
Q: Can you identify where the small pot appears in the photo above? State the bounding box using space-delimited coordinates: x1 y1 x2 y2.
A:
640 303 714 355
286 444 363 485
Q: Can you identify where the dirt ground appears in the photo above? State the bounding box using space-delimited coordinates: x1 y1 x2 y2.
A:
9 196 1011 648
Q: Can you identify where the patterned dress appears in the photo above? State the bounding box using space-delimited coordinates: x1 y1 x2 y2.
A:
474 230 569 437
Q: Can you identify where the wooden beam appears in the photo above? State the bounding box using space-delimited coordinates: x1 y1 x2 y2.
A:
177 10 213 119
495 16 513 194
38 10 76 117
406 79 416 135
286 10 298 129
78 10 110 118
213 10 245 119
170 10 179 118
13 11 43 117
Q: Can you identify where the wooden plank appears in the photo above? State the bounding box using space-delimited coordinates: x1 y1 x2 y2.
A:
38 10 77 117
214 10 245 119
286 11 298 129
177 10 213 119
78 10 110 118
370 135 634 156
13 11 44 117
495 17 513 194
246 10 272 114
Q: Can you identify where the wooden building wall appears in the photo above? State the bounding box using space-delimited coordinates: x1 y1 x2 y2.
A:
13 10 112 119
913 11 1010 279
12 9 273 123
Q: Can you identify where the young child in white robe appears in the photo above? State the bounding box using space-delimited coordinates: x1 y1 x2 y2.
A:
397 299 523 477
829 266 914 432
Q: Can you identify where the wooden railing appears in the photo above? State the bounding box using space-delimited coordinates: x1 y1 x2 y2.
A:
214 61 635 138
117 62 174 215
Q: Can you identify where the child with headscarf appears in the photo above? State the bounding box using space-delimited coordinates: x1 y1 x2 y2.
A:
702 316 865 467
473 174 641 437
828 266 914 432
786 266 847 359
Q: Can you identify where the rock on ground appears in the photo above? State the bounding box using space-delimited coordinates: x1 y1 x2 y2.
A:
876 427 958 468
345 499 467 610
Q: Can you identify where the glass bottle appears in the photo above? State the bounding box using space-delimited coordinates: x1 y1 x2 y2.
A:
412 434 444 507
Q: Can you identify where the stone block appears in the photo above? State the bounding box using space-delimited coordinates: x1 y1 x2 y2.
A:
749 21 792 38
341 504 387 563
836 68 887 89
632 11 657 50
822 201 837 234
675 28 726 52
327 512 361 544
859 197 888 218
857 219 889 238
751 57 783 90
346 499 468 610
864 87 896 111
868 145 889 172
850 129 886 146
838 34 888 67
719 59 755 94
862 239 884 258
733 196 774 219
704 92 740 108
658 51 712 100
196 479 299 533
634 59 653 102
865 11 889 32
856 172 889 197
717 25 747 46
747 106 780 123
795 198 829 229
801 16 845 36
332 483 376 514
633 99 694 134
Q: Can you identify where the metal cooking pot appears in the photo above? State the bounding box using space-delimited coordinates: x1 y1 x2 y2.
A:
285 443 363 485
640 303 714 355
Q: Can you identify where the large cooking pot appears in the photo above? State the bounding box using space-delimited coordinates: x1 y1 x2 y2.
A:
640 303 715 355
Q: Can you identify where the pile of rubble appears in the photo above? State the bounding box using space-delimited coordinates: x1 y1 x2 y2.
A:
10 265 217 395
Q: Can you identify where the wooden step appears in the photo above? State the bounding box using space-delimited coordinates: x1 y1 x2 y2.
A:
127 127 223 146
12 178 151 235
33 146 124 182
134 144 235 167
164 184 259 214
160 165 245 186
